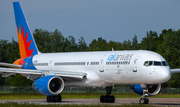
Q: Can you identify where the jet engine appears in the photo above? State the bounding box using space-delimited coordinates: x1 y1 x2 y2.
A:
131 84 161 96
32 75 64 96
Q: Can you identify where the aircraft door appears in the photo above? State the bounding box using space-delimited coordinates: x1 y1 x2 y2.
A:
99 55 107 72
48 60 53 70
133 56 140 72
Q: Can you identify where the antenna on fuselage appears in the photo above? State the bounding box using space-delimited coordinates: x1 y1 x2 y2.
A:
112 48 114 51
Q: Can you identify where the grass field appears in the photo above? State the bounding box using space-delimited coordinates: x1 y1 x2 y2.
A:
0 93 180 100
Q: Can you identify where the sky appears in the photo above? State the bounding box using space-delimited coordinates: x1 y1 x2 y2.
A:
0 0 180 44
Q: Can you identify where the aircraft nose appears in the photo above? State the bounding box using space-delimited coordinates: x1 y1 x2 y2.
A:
156 67 171 83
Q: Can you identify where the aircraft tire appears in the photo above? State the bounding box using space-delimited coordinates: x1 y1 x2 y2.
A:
139 98 149 104
109 95 115 103
100 95 115 103
100 95 105 103
47 95 61 102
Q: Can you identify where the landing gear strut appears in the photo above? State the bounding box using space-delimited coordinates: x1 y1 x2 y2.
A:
100 86 115 103
47 95 61 102
139 89 149 104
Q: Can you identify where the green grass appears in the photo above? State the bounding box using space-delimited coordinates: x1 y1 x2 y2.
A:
0 94 46 100
0 103 157 107
0 93 180 100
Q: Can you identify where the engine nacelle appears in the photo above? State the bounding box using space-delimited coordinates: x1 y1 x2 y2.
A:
131 84 161 96
32 75 64 96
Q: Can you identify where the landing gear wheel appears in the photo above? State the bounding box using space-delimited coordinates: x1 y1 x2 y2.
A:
100 95 105 103
100 95 115 103
139 98 149 104
109 95 115 103
47 95 61 102
100 86 115 103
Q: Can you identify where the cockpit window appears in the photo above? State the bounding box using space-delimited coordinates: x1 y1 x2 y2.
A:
162 61 169 66
149 61 153 66
144 61 148 66
144 61 168 67
154 61 162 66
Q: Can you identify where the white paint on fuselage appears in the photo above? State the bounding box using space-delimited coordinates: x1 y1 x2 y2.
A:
32 50 171 87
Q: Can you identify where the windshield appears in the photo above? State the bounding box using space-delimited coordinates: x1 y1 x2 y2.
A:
154 61 162 66
162 61 169 66
144 61 169 67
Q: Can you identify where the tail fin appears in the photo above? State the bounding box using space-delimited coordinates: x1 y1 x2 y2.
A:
13 2 39 58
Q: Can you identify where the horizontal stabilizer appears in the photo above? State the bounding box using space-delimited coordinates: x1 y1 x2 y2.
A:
2 72 16 77
0 62 21 68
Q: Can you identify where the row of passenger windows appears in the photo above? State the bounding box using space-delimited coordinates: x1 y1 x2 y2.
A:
144 61 169 66
31 61 132 66
54 62 86 66
90 62 99 65
106 61 130 65
30 63 48 66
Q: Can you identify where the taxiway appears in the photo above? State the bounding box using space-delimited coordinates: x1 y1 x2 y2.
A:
0 98 180 106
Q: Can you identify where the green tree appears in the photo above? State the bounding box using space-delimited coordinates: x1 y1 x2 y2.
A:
89 37 109 51
140 31 158 51
64 36 78 52
108 41 122 51
131 35 139 50
163 29 180 68
122 40 131 50
33 29 51 53
78 37 87 51
51 29 65 52
156 29 180 87
8 74 32 86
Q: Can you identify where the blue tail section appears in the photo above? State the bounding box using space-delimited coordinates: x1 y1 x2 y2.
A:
13 2 39 58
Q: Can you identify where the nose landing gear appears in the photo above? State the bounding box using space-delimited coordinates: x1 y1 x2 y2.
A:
139 98 149 104
139 89 149 104
100 86 115 103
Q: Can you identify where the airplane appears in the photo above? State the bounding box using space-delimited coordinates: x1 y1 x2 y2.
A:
0 1 180 104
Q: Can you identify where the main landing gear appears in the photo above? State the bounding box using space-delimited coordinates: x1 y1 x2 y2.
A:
47 95 61 102
100 86 115 103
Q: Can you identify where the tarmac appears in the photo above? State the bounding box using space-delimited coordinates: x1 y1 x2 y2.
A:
0 98 180 106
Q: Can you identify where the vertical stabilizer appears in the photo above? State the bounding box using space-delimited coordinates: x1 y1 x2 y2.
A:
13 2 39 58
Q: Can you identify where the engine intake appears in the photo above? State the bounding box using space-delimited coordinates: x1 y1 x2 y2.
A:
146 84 161 96
32 75 64 96
131 84 161 96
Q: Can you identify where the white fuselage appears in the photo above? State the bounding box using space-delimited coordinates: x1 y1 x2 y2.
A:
29 50 171 87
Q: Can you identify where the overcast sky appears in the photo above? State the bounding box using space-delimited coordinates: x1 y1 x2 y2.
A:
0 0 180 44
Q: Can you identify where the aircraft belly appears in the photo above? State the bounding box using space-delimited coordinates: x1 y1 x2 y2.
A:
64 70 112 87
98 66 126 83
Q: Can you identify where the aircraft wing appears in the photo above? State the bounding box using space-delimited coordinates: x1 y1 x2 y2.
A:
0 67 87 80
171 69 180 73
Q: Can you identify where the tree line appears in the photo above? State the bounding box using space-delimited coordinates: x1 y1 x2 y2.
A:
0 28 180 87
